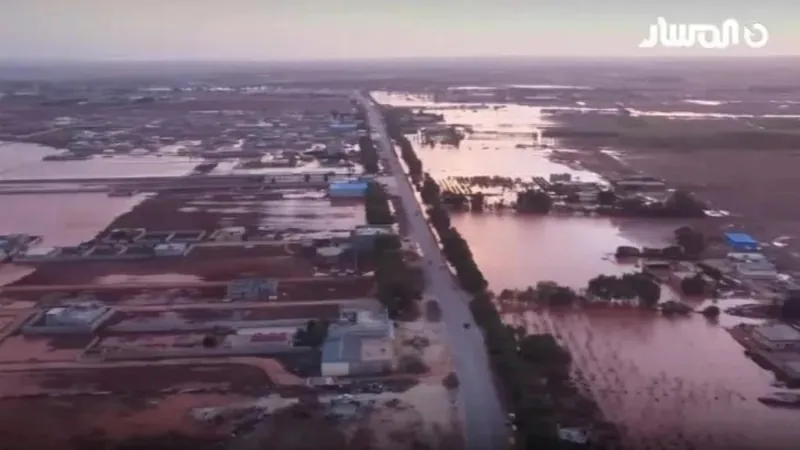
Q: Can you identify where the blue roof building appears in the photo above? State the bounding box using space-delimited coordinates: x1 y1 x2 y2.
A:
725 232 759 252
329 181 368 198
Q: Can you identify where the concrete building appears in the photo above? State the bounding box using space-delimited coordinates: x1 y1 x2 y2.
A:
154 242 190 257
613 175 667 191
320 308 395 377
328 180 368 198
101 228 145 244
729 253 778 279
85 333 308 361
211 226 246 241
21 302 114 335
350 225 395 252
751 323 800 351
15 246 59 261
227 278 280 301
736 260 778 279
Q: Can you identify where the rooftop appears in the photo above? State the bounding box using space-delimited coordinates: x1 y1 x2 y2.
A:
321 334 364 363
755 323 800 342
725 232 758 246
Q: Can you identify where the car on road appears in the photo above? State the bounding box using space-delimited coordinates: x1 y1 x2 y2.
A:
463 322 471 329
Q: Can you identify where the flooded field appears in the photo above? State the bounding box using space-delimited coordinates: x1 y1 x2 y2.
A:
0 192 148 246
374 91 800 449
0 143 200 179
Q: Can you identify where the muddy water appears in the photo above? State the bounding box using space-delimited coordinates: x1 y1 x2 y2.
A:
374 92 800 449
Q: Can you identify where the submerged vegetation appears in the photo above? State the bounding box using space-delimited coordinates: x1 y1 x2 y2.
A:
391 135 614 446
495 272 663 310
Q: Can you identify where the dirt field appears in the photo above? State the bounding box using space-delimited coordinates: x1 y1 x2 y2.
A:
11 255 316 285
0 334 92 363
0 363 272 397
0 276 375 307
0 284 228 306
0 393 244 450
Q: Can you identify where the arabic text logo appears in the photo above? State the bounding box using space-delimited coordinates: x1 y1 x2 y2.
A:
639 17 769 49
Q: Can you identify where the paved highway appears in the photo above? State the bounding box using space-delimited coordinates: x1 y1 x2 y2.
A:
357 92 508 450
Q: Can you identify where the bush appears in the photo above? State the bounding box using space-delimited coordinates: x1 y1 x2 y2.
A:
384 108 423 180
364 181 395 225
293 319 330 348
516 189 553 213
587 272 661 307
442 372 460 389
680 274 708 296
674 226 707 256
358 136 379 174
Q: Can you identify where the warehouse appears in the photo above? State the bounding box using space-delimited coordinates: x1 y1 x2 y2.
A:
21 302 115 335
320 308 395 377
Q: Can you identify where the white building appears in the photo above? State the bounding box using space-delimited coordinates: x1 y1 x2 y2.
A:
22 302 114 335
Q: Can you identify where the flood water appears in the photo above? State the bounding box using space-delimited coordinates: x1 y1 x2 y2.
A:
0 143 200 180
373 91 800 449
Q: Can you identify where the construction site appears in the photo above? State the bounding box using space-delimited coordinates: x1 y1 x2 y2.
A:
0 89 462 450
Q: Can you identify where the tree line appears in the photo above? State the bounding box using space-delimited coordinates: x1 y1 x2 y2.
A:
416 173 609 448
362 176 422 319
384 107 423 182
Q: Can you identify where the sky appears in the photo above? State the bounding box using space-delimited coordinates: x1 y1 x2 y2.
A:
0 0 797 61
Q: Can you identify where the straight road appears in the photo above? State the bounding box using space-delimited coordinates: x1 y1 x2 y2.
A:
357 92 508 450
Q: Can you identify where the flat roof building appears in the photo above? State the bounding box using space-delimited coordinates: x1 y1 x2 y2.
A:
752 323 800 351
320 307 395 377
725 232 759 252
350 225 395 252
21 302 114 335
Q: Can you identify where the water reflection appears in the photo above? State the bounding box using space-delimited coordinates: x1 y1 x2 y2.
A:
375 91 800 449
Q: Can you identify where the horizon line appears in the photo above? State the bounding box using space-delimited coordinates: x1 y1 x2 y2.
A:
2 54 800 65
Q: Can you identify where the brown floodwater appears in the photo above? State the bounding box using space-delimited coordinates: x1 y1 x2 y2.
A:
374 92 800 449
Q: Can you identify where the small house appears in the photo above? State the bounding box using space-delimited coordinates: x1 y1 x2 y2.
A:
725 232 759 252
